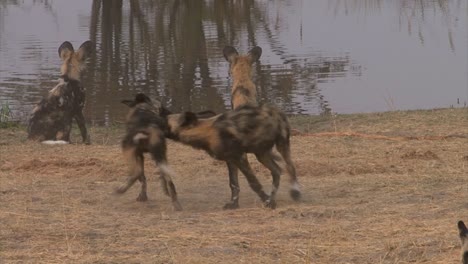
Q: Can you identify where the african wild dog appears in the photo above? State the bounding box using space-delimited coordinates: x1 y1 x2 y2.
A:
224 45 263 208
117 93 182 211
223 45 289 208
166 103 301 209
28 41 93 144
458 221 468 264
223 45 262 109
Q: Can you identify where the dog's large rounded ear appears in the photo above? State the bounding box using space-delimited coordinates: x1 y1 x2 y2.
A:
135 93 151 103
121 100 135 107
181 112 198 127
58 41 74 61
248 46 262 62
77 40 93 61
223 46 239 63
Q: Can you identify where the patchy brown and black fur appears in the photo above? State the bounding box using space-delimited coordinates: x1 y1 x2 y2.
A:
166 103 301 209
458 221 468 264
224 45 263 207
27 41 93 144
223 45 262 109
116 93 182 211
223 45 290 209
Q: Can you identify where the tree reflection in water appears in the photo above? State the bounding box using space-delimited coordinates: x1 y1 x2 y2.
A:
87 0 345 123
0 0 463 124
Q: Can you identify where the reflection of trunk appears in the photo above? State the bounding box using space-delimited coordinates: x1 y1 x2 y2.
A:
213 1 227 44
243 0 257 47
100 0 123 89
86 0 355 120
89 0 100 46
88 0 126 123
248 2 335 114
87 0 227 119
169 2 202 110
112 0 123 82
129 0 155 93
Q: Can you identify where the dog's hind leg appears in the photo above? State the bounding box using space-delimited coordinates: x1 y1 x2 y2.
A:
159 175 170 197
136 153 148 201
157 161 182 211
255 151 281 209
231 156 270 206
276 139 301 201
152 147 182 211
116 147 143 196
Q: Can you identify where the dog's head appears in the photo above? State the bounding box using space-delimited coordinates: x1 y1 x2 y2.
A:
223 46 262 78
166 112 199 140
121 93 153 108
166 110 218 140
58 41 93 81
121 93 172 117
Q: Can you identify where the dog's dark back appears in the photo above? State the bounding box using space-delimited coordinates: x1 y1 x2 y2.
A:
121 93 170 155
167 103 289 159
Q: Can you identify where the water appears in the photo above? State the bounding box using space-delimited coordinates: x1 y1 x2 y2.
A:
0 0 466 125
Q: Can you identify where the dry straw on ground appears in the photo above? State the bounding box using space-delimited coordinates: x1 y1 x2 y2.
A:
0 108 467 263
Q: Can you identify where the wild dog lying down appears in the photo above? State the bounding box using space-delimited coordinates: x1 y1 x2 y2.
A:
166 103 301 209
28 41 93 144
458 221 468 264
117 93 182 211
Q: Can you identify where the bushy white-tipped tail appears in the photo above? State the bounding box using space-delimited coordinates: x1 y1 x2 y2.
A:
290 181 301 201
159 163 175 177
133 132 148 144
41 140 69 145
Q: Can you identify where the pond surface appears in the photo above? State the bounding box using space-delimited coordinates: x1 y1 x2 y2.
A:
0 0 466 124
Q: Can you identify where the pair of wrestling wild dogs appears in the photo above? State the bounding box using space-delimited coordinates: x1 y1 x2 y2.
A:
117 46 300 210
27 41 300 211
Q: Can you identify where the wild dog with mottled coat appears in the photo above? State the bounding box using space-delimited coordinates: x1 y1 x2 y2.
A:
458 221 468 264
117 93 182 211
166 103 301 209
223 45 290 209
222 46 264 209
28 41 93 144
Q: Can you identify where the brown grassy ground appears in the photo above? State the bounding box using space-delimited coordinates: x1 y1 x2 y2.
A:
1 108 467 263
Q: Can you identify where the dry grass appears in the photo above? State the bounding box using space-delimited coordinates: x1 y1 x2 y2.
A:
0 108 467 263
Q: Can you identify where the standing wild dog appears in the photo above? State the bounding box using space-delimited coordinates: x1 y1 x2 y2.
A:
223 45 290 209
117 93 182 211
222 45 263 209
458 221 468 264
166 103 301 209
223 45 262 109
28 41 93 144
